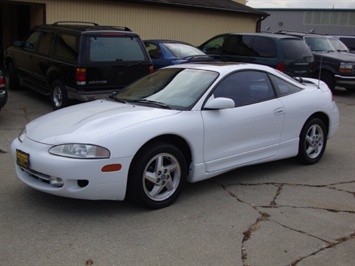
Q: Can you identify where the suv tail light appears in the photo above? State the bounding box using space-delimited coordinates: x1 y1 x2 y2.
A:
76 68 86 85
0 75 5 88
276 62 285 72
149 65 154 73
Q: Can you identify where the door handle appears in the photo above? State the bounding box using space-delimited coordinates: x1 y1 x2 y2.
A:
274 107 285 116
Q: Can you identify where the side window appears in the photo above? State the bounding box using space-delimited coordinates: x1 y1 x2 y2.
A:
38 31 54 55
222 35 256 56
24 31 41 51
53 34 78 62
250 37 277 58
213 71 275 107
200 36 225 54
269 75 302 97
145 43 161 59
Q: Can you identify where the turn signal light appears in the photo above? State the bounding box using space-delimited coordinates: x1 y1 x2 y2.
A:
101 164 122 172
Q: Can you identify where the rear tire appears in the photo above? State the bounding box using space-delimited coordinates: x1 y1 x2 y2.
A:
127 142 187 209
50 80 68 110
8 62 20 91
297 118 327 165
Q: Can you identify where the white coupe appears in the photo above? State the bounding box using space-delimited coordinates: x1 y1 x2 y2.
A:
11 63 339 209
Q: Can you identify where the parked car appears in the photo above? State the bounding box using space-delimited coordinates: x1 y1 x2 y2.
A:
0 69 7 111
144 39 214 70
277 31 355 92
4 21 153 109
11 62 339 209
199 33 314 77
331 36 355 53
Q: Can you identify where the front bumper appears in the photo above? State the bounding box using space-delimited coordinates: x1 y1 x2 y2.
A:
10 137 132 201
65 86 121 102
335 74 355 88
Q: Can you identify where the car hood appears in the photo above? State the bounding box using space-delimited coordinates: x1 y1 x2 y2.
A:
26 99 180 144
313 51 355 61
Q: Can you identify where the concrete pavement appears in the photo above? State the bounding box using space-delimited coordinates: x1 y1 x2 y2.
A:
0 87 354 266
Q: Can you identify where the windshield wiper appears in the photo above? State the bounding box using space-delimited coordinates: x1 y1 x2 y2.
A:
131 99 172 109
114 97 128 103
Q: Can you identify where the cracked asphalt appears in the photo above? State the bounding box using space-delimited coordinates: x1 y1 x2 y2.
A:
0 87 354 266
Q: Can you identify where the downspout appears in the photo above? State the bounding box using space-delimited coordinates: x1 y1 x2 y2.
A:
256 14 269 32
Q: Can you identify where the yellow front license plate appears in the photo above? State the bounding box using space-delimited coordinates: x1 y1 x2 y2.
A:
16 149 30 169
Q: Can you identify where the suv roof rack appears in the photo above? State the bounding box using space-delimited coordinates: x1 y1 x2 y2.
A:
51 21 132 32
52 21 99 26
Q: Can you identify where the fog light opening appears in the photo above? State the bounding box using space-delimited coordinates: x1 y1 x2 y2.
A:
77 180 89 188
50 177 64 187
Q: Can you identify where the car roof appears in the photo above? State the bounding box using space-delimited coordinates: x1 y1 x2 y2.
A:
276 31 330 39
144 39 193 45
219 32 303 40
36 21 133 33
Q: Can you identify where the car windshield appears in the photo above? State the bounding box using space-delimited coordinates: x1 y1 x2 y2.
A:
304 37 336 52
327 38 349 52
164 43 205 58
114 68 219 109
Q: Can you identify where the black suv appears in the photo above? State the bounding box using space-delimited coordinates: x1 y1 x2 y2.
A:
199 33 314 78
4 22 153 109
277 31 355 92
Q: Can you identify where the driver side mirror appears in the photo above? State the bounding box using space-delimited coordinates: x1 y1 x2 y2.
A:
204 97 235 110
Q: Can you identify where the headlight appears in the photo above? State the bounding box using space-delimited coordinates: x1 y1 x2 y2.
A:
18 128 26 142
339 62 354 73
49 144 110 159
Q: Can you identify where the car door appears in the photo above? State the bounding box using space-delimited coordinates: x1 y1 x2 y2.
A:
202 70 285 173
30 30 55 91
13 30 42 80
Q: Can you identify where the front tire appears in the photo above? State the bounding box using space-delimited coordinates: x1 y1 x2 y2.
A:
319 71 335 92
127 142 187 209
50 80 68 110
297 118 327 164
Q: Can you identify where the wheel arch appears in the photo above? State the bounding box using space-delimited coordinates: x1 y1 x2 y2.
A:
47 67 64 86
302 112 329 136
131 134 192 174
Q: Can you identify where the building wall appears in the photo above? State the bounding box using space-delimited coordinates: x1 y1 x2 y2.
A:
4 0 259 46
261 9 355 35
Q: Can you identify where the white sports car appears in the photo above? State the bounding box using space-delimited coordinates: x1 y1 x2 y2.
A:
11 63 339 209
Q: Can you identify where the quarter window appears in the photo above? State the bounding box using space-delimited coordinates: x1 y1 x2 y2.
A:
54 34 78 62
213 71 275 106
145 43 161 59
269 75 302 97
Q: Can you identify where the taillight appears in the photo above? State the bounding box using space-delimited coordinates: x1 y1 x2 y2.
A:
276 62 285 72
149 65 154 73
0 75 5 88
76 68 86 85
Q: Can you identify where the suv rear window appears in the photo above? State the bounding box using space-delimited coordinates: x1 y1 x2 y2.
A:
280 39 313 60
88 36 146 62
